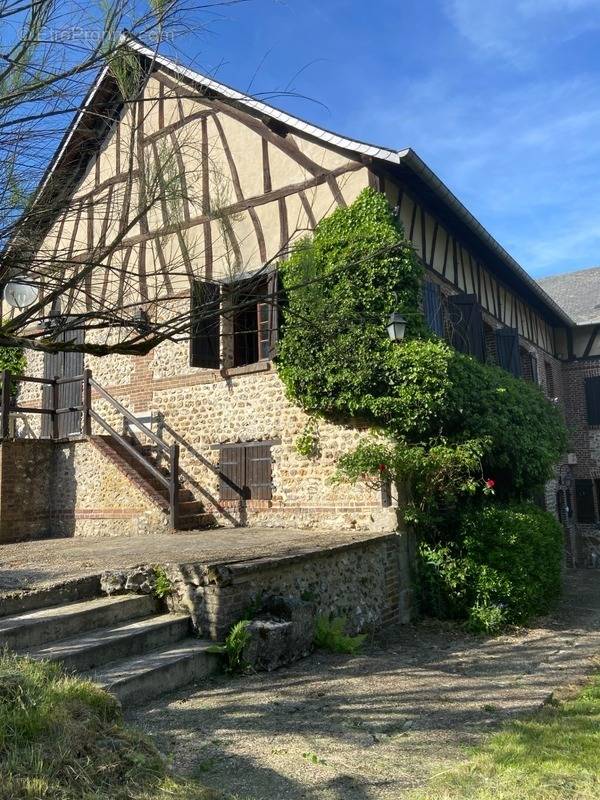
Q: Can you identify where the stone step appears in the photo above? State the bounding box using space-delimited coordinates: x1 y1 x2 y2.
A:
23 613 191 672
89 638 221 705
0 594 158 650
177 513 218 531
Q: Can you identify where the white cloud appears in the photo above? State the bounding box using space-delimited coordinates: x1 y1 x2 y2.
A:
445 0 600 64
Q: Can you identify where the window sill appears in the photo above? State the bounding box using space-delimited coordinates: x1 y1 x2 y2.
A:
220 361 272 378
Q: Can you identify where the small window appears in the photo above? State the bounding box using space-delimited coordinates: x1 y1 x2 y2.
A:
519 347 537 382
585 376 600 425
219 441 273 502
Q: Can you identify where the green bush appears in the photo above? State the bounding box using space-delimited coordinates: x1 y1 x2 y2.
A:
0 346 26 397
418 503 563 633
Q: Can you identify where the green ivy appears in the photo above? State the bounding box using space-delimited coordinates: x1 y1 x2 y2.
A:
277 188 568 632
278 188 427 423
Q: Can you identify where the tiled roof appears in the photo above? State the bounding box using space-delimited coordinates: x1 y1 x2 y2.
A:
538 267 600 326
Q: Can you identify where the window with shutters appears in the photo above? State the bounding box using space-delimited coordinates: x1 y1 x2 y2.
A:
223 272 279 368
447 294 485 362
585 376 600 425
575 479 596 524
218 441 273 502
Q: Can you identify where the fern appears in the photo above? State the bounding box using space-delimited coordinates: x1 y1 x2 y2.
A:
314 616 366 655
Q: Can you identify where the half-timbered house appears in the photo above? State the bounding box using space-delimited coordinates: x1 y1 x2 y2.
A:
4 37 598 565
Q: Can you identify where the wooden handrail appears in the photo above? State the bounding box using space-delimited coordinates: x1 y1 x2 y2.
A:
0 369 181 530
89 377 169 452
89 409 170 489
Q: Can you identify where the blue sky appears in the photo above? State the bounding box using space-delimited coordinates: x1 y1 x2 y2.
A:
173 0 600 279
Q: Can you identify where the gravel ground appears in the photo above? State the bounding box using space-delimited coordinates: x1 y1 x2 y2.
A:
130 570 600 800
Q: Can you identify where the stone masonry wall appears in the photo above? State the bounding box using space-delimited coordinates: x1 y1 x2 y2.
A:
15 342 394 534
0 440 54 543
148 532 413 639
0 438 168 541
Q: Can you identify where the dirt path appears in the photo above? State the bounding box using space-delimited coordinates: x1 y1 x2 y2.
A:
129 571 600 800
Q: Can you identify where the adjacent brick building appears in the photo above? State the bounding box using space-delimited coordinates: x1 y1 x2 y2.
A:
4 38 600 565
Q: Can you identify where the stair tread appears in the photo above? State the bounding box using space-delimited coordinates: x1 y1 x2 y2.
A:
23 613 190 661
0 594 152 633
89 637 216 687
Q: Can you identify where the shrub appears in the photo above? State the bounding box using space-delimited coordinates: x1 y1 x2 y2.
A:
313 616 367 654
418 503 563 633
0 346 26 397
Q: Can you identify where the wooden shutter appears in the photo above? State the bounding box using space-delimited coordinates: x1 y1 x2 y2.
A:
575 479 596 523
585 376 600 425
219 444 246 501
448 294 484 361
190 280 221 369
496 328 521 377
423 281 444 337
267 269 281 358
246 443 272 500
41 324 84 438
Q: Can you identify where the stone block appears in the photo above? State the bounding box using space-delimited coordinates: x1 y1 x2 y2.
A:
243 595 316 671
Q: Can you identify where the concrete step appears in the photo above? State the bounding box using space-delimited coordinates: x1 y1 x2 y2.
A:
0 594 158 650
89 638 221 705
24 613 191 672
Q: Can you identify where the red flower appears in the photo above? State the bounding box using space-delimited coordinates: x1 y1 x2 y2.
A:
485 479 495 489
378 463 387 472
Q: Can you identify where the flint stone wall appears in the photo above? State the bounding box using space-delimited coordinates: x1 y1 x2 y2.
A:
101 532 414 641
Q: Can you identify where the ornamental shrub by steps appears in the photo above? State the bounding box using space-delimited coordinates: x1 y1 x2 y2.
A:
418 503 563 634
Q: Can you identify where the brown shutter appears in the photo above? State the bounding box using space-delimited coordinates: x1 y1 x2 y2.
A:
219 444 246 500
575 479 596 524
267 269 280 358
448 294 484 361
245 443 272 500
585 376 600 425
190 279 221 369
496 327 521 377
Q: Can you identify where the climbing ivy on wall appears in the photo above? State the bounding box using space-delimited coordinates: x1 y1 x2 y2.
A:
277 188 568 630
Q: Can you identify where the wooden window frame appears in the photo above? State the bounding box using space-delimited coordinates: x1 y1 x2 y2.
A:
585 376 600 426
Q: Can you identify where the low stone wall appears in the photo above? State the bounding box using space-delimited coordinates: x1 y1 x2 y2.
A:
156 532 415 639
0 440 54 543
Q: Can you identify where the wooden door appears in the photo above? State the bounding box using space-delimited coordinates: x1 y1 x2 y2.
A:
41 328 84 438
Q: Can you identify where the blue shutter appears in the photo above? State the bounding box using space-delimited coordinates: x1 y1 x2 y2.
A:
423 281 444 337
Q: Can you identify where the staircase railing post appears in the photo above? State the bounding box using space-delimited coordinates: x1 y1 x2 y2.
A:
169 442 180 529
82 368 92 437
1 370 10 439
52 376 59 440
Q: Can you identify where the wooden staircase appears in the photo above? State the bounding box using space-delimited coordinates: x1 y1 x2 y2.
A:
92 435 217 531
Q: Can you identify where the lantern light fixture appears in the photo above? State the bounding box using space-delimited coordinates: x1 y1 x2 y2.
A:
387 312 407 343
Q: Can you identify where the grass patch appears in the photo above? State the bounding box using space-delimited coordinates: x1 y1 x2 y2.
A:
0 651 224 800
411 672 600 799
